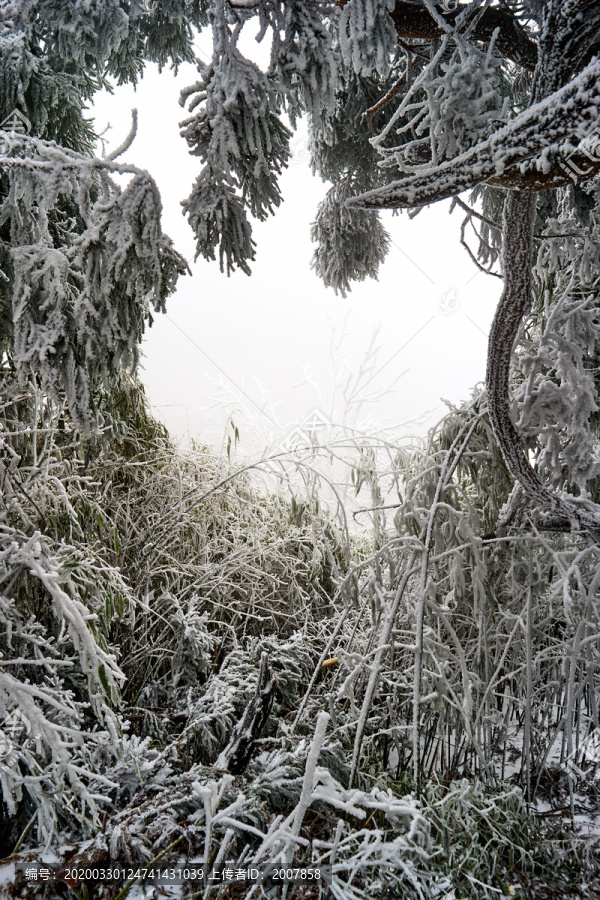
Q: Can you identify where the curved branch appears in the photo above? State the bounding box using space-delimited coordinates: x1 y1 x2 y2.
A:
365 70 409 135
486 191 600 541
106 109 138 161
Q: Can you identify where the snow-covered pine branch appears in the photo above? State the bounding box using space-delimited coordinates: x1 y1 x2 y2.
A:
0 133 187 430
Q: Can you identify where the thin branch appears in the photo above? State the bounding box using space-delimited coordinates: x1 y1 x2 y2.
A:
352 501 404 521
106 109 138 161
453 197 586 240
459 213 503 279
364 71 409 136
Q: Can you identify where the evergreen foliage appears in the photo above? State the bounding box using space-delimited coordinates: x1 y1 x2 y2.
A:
2 2 600 898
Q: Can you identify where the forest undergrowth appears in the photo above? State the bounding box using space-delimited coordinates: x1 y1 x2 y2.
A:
2 0 600 896
1 361 599 900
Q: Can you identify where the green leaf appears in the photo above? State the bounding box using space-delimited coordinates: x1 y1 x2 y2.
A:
98 664 110 697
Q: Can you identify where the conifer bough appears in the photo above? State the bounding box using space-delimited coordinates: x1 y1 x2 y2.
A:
182 0 600 540
4 2 600 887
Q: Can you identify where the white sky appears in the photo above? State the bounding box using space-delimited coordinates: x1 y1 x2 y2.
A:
91 32 502 454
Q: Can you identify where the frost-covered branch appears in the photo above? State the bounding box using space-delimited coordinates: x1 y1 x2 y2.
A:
0 134 188 430
347 56 600 210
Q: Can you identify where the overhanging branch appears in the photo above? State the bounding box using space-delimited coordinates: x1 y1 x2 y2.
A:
487 154 600 191
346 57 600 211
